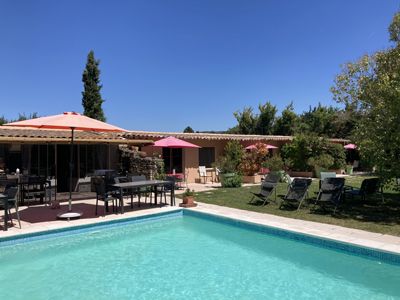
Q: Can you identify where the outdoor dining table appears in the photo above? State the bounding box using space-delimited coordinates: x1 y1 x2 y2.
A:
0 192 8 231
111 180 174 214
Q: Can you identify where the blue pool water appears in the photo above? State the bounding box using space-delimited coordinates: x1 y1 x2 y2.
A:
0 212 399 299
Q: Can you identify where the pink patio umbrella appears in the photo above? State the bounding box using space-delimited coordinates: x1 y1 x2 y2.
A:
154 136 200 148
153 136 200 174
344 143 357 150
245 143 278 150
4 112 125 218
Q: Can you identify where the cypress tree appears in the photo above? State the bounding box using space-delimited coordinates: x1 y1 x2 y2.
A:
81 50 106 121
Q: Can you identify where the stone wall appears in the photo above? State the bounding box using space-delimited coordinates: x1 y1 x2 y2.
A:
119 145 164 179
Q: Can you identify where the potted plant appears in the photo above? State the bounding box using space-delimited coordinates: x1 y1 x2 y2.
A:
240 152 262 183
179 188 197 207
240 143 269 183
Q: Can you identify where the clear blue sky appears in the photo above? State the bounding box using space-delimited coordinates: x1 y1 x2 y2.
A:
0 0 398 131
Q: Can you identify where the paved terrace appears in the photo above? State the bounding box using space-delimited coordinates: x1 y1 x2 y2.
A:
1 182 399 255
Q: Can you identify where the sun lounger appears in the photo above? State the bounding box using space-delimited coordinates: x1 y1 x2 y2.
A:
249 173 280 206
314 177 345 213
279 178 312 210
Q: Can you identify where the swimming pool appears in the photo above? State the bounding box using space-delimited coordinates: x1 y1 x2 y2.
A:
0 210 399 299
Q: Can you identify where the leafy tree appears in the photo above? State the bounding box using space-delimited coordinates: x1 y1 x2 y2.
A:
233 107 256 134
16 112 38 121
255 102 277 135
0 116 7 125
273 102 298 135
183 126 194 133
0 113 39 125
82 50 106 121
298 104 340 137
331 11 400 181
389 11 400 43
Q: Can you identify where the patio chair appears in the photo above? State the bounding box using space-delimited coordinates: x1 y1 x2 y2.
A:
0 186 21 229
93 178 120 216
214 168 221 183
279 178 312 210
249 173 280 206
157 176 176 206
114 176 131 199
198 166 212 184
130 175 150 206
345 177 384 203
314 177 345 213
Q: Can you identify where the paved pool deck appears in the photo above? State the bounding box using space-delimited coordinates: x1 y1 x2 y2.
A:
1 187 400 255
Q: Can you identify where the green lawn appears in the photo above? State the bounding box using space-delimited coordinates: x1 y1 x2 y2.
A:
186 176 400 236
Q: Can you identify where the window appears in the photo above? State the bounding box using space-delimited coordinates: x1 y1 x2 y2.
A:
199 147 215 168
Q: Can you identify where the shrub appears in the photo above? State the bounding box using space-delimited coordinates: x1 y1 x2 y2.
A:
239 143 269 175
262 155 284 171
326 143 346 169
218 141 244 173
281 134 346 171
281 134 324 171
308 154 334 170
221 173 242 188
239 151 260 175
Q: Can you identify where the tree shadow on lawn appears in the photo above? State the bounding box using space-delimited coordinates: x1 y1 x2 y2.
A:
309 192 400 225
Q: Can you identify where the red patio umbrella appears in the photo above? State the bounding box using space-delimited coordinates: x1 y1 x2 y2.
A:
4 112 125 218
245 143 278 150
153 136 200 174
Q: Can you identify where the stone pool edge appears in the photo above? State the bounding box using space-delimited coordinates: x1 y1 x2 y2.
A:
0 208 183 246
185 206 400 264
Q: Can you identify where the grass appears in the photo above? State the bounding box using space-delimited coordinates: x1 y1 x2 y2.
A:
187 176 400 236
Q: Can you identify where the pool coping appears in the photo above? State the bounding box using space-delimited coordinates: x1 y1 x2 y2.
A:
187 203 400 256
0 207 183 245
184 208 400 264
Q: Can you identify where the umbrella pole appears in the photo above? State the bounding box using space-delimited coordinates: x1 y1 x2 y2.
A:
69 127 75 211
170 148 172 173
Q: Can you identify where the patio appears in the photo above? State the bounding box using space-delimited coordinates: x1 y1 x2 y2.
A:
0 182 225 236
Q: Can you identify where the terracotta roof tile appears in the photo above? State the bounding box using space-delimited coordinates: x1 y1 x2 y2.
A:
0 126 152 144
124 130 349 143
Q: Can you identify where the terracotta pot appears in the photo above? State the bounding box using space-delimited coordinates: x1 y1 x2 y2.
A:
183 196 195 205
242 174 262 184
180 196 197 208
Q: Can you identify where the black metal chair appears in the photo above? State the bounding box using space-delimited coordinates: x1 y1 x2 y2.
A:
20 176 47 206
157 176 176 206
314 177 345 213
279 178 312 210
345 178 384 203
1 186 21 228
114 176 131 194
93 178 120 216
130 175 150 206
249 173 280 206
